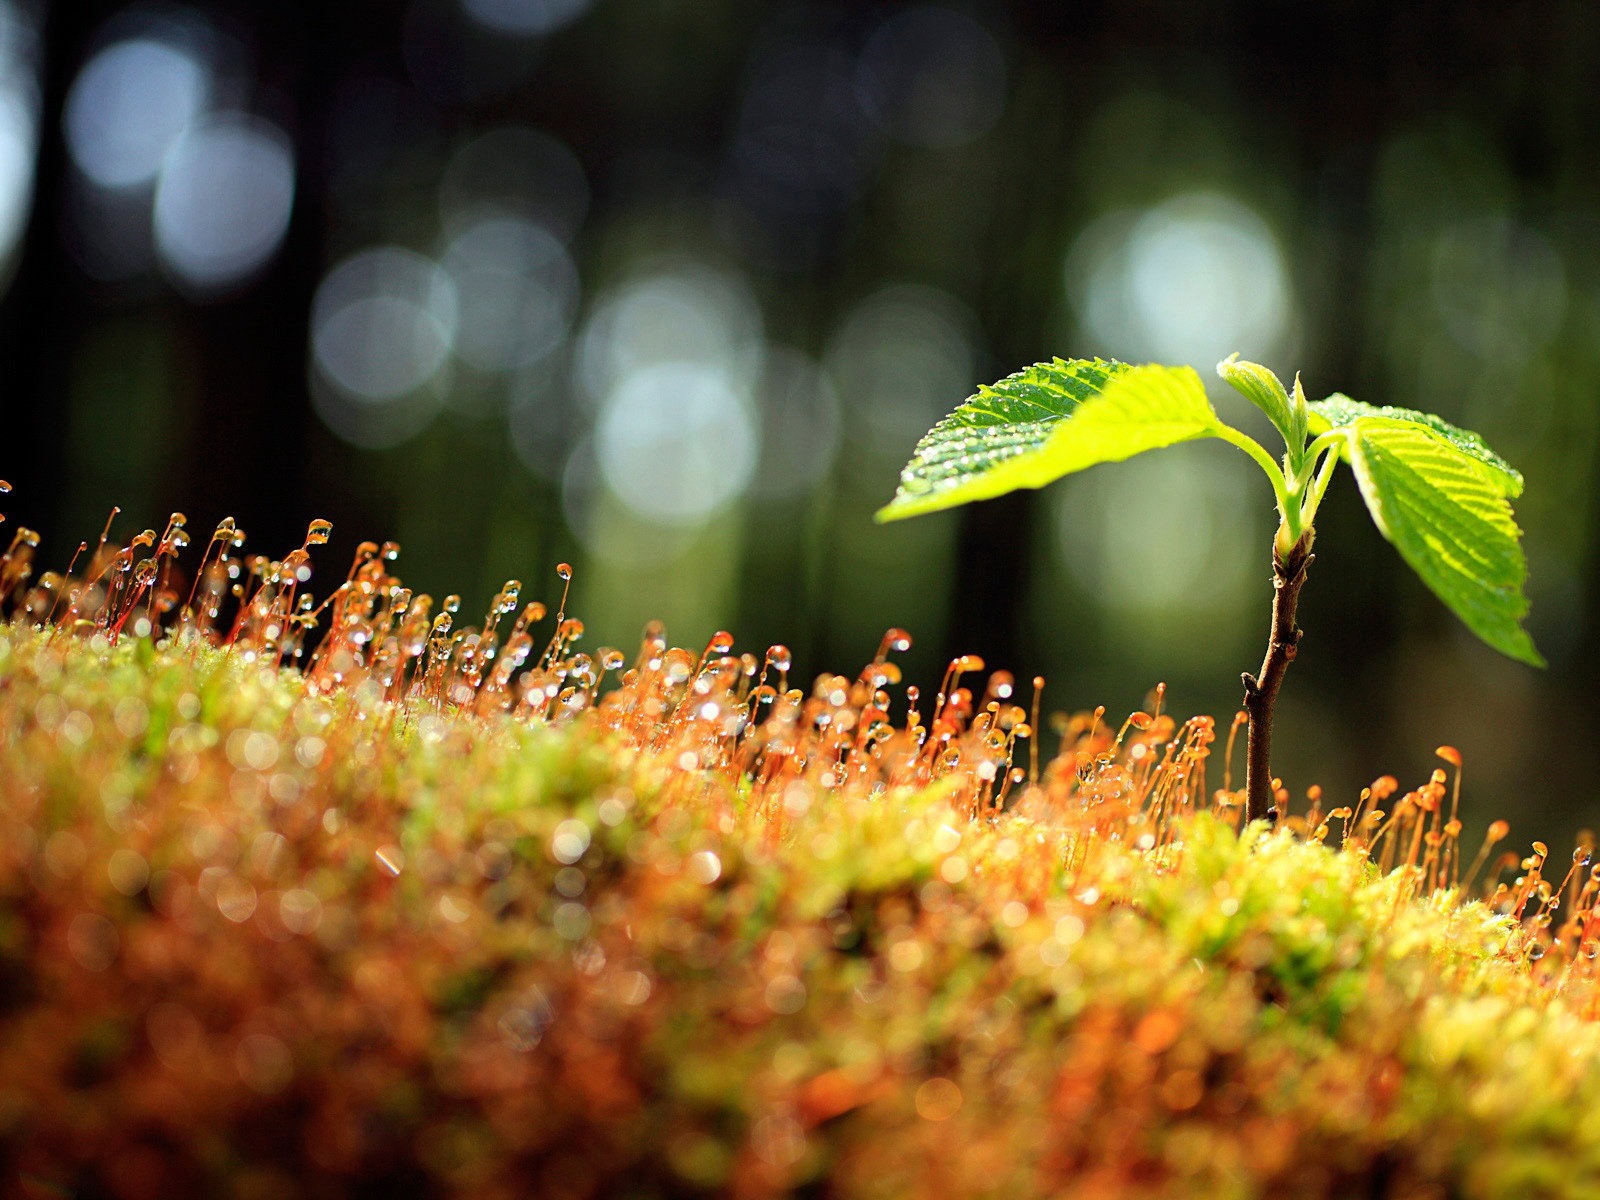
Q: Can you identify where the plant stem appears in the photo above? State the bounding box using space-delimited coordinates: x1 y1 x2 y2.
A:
1213 424 1291 516
1241 532 1314 825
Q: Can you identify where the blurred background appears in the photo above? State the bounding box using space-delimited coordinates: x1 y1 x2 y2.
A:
3 0 1598 841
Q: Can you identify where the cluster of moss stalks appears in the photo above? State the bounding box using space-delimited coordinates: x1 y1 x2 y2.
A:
1 530 1599 1198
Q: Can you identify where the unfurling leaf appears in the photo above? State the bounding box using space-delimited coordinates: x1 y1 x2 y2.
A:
1344 417 1542 666
1218 355 1298 443
877 361 1218 522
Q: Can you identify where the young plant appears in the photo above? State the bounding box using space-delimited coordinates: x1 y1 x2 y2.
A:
877 356 1542 824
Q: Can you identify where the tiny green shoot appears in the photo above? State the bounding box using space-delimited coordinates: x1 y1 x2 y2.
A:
877 355 1542 824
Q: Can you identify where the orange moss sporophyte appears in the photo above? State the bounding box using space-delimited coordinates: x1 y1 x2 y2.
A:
3 490 1600 1198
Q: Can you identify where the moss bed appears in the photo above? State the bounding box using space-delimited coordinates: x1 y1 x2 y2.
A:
2 578 1599 1197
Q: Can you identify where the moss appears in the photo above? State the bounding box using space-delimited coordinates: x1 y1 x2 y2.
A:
0 622 1598 1198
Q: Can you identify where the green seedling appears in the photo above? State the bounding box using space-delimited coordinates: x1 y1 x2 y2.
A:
878 355 1541 824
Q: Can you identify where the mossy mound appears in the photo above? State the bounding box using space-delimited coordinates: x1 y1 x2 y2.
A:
1 625 1598 1199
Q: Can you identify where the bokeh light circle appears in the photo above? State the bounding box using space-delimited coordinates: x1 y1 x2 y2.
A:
64 37 208 190
0 0 37 277
311 247 459 402
153 113 295 292
595 361 758 525
459 0 592 38
576 265 763 404
1068 192 1292 367
442 216 578 372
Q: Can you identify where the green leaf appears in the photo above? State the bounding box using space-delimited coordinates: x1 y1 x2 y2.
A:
876 361 1219 521
1308 395 1522 497
1344 417 1542 666
872 357 1128 521
1218 355 1297 442
1035 362 1224 472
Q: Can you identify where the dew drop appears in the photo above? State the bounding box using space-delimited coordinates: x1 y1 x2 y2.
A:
877 628 912 659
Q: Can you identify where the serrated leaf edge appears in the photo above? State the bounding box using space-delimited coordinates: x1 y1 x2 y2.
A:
1344 418 1543 667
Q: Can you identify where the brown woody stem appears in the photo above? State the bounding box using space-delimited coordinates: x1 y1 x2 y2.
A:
1241 533 1313 825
